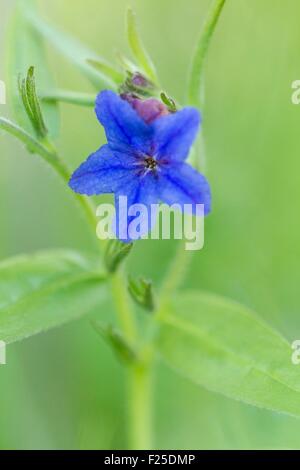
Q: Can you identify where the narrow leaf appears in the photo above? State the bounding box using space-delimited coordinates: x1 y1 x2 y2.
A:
105 240 133 273
116 52 137 74
0 250 107 344
158 290 300 418
6 0 60 137
25 66 48 138
188 0 226 107
128 277 155 312
18 76 35 124
160 92 177 112
25 8 120 89
87 59 123 86
126 8 158 84
92 321 137 365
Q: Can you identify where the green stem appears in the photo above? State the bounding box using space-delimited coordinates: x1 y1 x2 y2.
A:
110 270 154 449
41 90 96 107
188 0 226 108
123 242 195 449
58 148 149 449
57 147 151 449
110 269 137 344
160 240 194 304
127 362 153 450
0 117 57 164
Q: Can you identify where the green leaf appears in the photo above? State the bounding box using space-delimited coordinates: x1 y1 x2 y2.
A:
6 0 60 138
160 92 177 112
0 250 107 344
116 52 137 74
104 240 133 274
126 8 158 84
187 0 226 107
92 321 137 365
158 290 300 418
25 7 120 90
87 59 123 86
128 276 155 312
19 66 48 138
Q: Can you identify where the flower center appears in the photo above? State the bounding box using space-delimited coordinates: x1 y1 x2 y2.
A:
144 156 157 171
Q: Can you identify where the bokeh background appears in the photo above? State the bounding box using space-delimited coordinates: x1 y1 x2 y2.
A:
1 0 300 449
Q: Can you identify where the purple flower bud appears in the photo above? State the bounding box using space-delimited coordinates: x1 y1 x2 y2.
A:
121 94 169 124
131 73 149 88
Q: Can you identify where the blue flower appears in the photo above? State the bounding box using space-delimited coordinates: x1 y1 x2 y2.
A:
69 90 211 241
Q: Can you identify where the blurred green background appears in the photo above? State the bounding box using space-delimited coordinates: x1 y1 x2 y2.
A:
1 0 300 449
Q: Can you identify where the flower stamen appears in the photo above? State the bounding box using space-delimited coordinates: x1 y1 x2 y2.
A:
144 156 157 171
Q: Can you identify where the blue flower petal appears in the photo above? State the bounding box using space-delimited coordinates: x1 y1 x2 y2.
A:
69 144 138 196
95 90 153 154
158 162 211 215
114 174 159 242
152 107 201 162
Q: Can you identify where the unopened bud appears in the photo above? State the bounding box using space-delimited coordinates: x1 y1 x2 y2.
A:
128 276 155 312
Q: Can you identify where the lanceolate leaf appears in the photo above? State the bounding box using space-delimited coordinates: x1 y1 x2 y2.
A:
104 240 133 274
126 8 158 84
87 59 123 86
25 8 120 90
187 0 226 107
92 321 137 365
19 66 48 138
6 0 60 138
0 250 107 344
116 52 137 74
158 290 300 418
